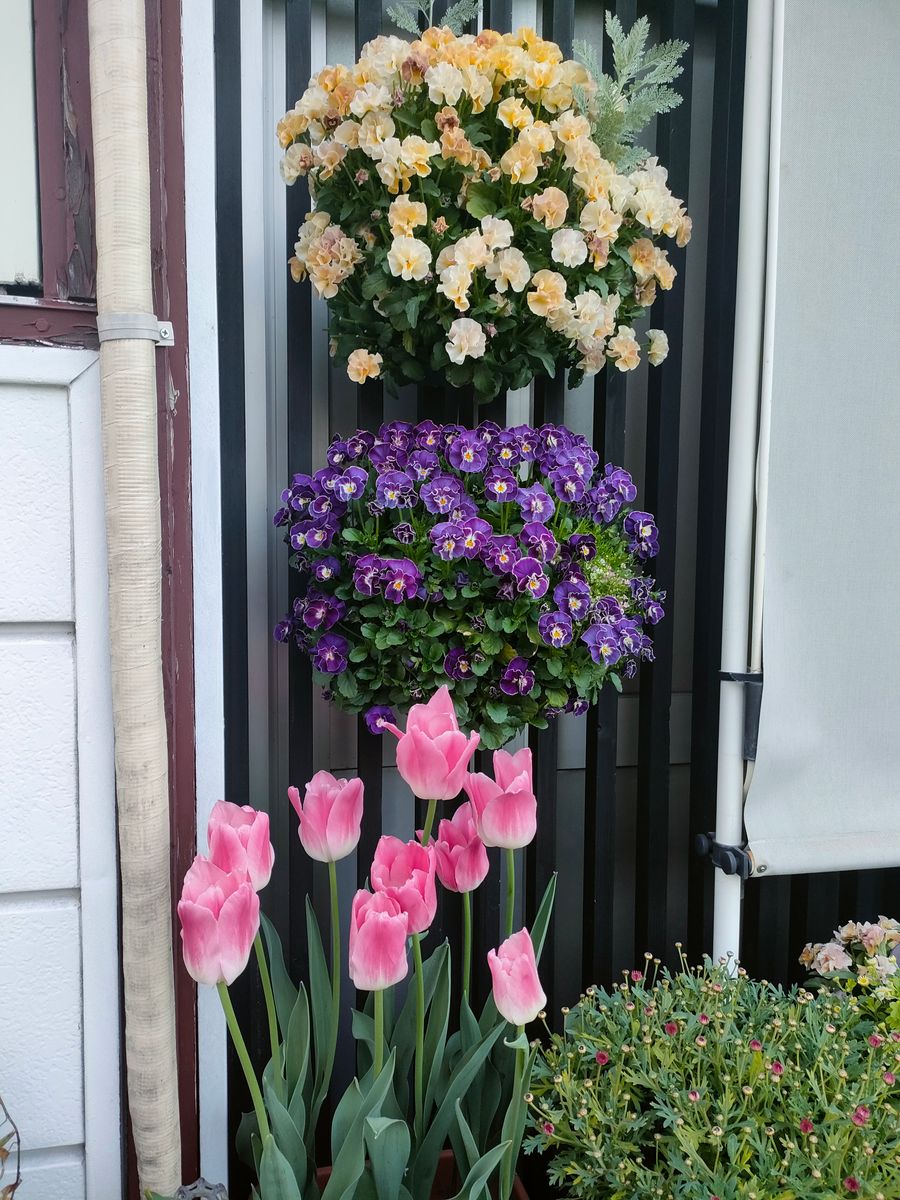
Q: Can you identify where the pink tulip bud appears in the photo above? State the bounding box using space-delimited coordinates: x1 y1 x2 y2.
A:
463 747 536 849
432 804 490 893
288 771 364 863
370 835 437 934
348 889 409 991
384 685 480 800
178 856 260 986
487 928 547 1027
207 800 275 892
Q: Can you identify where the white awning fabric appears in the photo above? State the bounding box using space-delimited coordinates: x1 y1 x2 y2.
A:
743 0 900 878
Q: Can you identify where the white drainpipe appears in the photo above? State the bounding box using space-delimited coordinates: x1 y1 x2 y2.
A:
712 0 776 964
87 0 182 1192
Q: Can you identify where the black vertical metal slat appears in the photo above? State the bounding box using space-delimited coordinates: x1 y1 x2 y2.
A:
354 0 386 899
214 3 254 1191
483 0 513 32
632 0 694 964
686 0 747 963
582 0 636 993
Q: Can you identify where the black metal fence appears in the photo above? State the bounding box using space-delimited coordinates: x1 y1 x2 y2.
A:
214 0 900 1190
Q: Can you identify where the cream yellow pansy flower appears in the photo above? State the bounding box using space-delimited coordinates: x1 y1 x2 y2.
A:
388 196 427 237
526 269 567 317
349 81 392 117
313 140 347 180
531 186 569 229
497 96 534 130
518 121 554 156
646 329 669 366
454 232 493 272
446 317 487 364
608 325 641 372
551 110 591 144
387 236 432 281
579 197 623 241
280 143 314 184
346 349 383 383
437 263 472 311
480 216 514 251
400 135 441 177
550 228 588 268
485 247 531 294
333 120 361 149
499 144 539 186
425 61 465 106
358 111 395 159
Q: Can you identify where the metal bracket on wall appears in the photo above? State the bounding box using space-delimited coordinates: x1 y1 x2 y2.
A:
719 670 763 760
694 832 754 881
96 311 175 346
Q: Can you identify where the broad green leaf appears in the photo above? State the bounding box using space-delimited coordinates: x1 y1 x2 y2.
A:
364 1116 411 1200
306 897 334 1122
423 944 451 1120
448 1141 510 1200
259 1134 304 1200
322 1052 396 1200
261 914 298 1040
264 1079 308 1192
453 1099 480 1174
285 985 311 1107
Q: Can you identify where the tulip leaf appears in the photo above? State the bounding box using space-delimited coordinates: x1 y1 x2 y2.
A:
531 872 558 964
306 897 334 1124
423 944 451 1120
285 984 311 1107
447 1141 511 1200
259 1134 304 1200
410 1022 505 1199
391 944 445 1091
364 1116 411 1200
264 1079 308 1192
498 1045 538 1200
453 1099 481 1174
322 1051 396 1200
261 914 299 1041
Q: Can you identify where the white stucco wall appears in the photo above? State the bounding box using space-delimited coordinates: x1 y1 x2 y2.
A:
0 347 121 1198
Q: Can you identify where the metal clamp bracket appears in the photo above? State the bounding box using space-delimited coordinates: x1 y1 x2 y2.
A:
719 670 763 760
96 311 175 347
695 832 754 880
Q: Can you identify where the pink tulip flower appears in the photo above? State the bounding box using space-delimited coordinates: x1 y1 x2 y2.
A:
348 889 410 991
384 685 480 800
432 804 490 893
207 800 274 892
370 835 437 934
487 928 547 1027
178 856 260 986
463 746 536 849
288 771 364 863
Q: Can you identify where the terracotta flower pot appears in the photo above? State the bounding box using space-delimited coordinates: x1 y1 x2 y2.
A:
316 1148 529 1199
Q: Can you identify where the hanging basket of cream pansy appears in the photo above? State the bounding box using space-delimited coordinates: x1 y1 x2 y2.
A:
278 14 690 400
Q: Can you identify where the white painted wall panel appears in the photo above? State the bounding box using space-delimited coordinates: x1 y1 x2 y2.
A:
0 900 85 1149
0 348 121 1199
0 637 79 892
0 384 73 622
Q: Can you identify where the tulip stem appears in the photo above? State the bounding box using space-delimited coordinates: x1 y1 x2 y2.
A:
218 982 270 1144
420 797 438 846
462 890 472 999
254 934 281 1089
505 848 516 938
326 860 341 1091
500 1030 527 1200
412 932 426 1139
373 988 384 1076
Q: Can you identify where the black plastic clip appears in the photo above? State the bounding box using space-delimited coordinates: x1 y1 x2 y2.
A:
694 832 753 880
719 670 763 761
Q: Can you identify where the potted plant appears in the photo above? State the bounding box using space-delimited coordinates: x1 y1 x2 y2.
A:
801 916 900 1029
172 687 556 1199
525 953 900 1197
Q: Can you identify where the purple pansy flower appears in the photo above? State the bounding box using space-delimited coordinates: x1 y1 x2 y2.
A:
302 590 345 630
520 521 558 563
392 521 416 545
624 510 659 559
346 429 375 459
313 556 341 582
567 697 590 717
312 633 349 674
408 449 440 482
364 705 395 735
538 611 574 647
549 467 587 504
476 420 501 445
313 466 341 494
450 497 477 521
376 470 416 509
638 633 655 662
444 647 476 680
334 465 369 502
308 492 347 520
492 430 522 469
484 467 518 503
274 618 293 643
369 443 409 472
615 617 643 655
459 518 492 559
447 430 489 473
644 596 665 624
273 505 291 527
500 656 535 696
568 533 596 561
512 556 548 599
582 623 622 667
288 473 316 511
421 474 462 515
429 521 465 561
604 462 637 502
593 595 625 622
414 420 444 450
381 557 421 603
326 438 350 468
517 483 555 522
483 535 520 575
353 553 383 596
512 424 538 461
553 579 592 620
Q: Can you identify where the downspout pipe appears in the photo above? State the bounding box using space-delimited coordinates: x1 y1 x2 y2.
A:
87 0 182 1192
712 0 775 964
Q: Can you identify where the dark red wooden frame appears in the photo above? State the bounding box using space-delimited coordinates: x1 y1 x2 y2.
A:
3 0 201 1190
